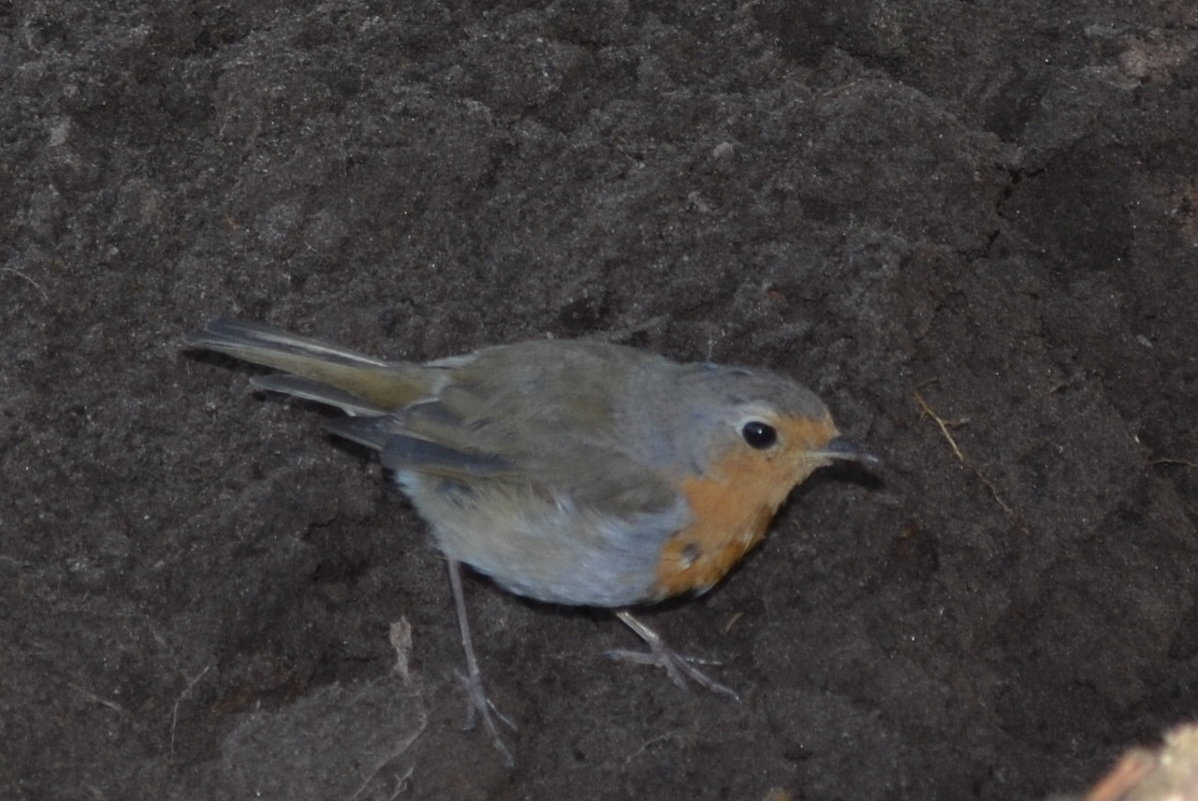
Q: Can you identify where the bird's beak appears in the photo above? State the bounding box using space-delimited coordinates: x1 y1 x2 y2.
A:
813 436 881 468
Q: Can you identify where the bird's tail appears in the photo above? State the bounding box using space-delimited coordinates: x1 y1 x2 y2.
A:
185 318 441 414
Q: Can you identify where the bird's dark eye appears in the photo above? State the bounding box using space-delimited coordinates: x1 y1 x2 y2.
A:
741 421 777 449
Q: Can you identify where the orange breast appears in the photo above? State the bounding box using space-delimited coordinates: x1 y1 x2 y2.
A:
650 415 837 599
652 480 775 597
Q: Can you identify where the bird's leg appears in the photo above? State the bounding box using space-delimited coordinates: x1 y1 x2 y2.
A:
607 610 741 701
447 558 516 767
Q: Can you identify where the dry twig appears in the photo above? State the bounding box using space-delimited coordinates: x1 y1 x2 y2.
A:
915 391 1029 535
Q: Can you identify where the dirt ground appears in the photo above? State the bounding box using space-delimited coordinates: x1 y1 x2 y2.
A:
4 2 1197 799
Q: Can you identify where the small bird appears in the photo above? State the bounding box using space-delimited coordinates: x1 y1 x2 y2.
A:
185 318 876 765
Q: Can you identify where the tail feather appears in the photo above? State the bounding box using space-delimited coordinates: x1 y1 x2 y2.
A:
186 317 387 368
250 375 388 416
186 317 441 410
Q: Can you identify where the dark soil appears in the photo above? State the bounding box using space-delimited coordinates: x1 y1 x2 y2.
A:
4 2 1196 799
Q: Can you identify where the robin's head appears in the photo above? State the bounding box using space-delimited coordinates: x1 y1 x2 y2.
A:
644 362 878 600
631 360 876 492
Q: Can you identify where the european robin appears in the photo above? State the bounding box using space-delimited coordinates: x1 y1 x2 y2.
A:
186 318 876 765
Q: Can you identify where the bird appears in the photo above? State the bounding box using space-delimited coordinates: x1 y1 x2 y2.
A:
185 318 877 765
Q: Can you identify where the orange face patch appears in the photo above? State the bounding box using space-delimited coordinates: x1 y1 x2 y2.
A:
651 414 838 598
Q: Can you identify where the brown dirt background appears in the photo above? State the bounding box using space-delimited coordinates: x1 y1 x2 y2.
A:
3 2 1197 799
